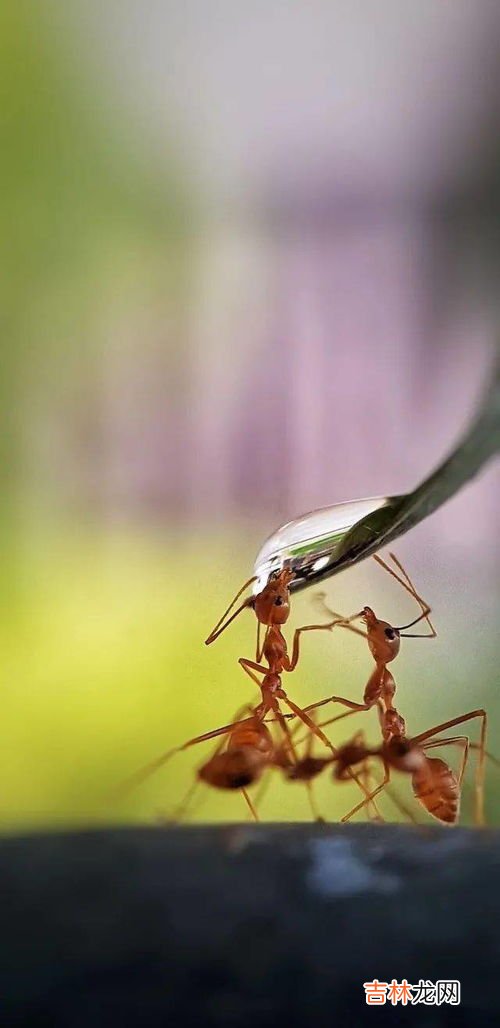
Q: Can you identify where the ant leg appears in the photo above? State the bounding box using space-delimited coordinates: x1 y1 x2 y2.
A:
313 594 367 639
302 713 327 822
340 766 390 823
471 743 500 769
282 697 340 756
388 554 436 638
256 622 273 663
242 788 259 822
238 658 302 763
239 657 268 690
239 657 270 678
340 737 384 823
275 712 326 820
422 736 470 787
155 714 250 823
357 754 375 821
302 694 369 718
275 708 300 766
314 707 367 735
306 781 325 823
116 704 257 797
252 770 272 812
384 782 419 823
362 765 385 822
205 575 256 645
411 707 485 826
280 696 373 801
282 695 371 759
295 710 366 748
286 616 350 671
294 704 379 746
167 779 202 823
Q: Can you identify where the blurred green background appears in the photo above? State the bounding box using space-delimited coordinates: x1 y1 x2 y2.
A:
1 2 499 831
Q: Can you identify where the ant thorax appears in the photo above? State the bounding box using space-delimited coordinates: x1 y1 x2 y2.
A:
382 707 406 740
263 625 288 669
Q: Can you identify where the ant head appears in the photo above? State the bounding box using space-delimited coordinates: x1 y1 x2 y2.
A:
363 606 401 663
384 737 424 773
254 567 294 626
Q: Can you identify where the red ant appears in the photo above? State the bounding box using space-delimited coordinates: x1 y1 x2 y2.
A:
116 687 328 823
205 567 358 768
194 710 278 821
310 552 436 719
215 574 391 811
288 700 488 824
260 707 388 822
116 669 376 824
116 702 275 822
335 702 488 825
136 555 436 821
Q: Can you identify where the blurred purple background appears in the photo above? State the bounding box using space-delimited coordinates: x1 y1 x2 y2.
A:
1 2 499 827
36 1 498 538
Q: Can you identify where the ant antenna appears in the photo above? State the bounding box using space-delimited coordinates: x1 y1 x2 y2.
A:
205 575 257 645
395 613 431 632
373 552 436 637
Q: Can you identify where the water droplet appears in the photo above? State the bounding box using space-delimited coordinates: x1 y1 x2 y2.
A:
253 495 398 592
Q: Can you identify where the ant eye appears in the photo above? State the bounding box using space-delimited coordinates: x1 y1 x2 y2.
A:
274 596 283 606
384 627 396 640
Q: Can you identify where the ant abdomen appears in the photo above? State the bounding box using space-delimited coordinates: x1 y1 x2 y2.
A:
412 756 460 824
198 747 264 790
230 719 274 757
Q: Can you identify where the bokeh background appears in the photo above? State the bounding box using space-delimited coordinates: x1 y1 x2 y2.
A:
1 1 499 830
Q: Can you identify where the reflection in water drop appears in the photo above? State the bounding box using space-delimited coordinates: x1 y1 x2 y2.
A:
253 496 398 593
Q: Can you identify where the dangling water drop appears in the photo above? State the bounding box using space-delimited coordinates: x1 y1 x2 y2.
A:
253 495 402 593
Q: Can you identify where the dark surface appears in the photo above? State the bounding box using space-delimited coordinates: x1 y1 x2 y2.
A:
1 823 499 1026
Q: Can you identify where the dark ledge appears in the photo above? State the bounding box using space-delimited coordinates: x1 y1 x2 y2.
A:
1 824 499 1026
